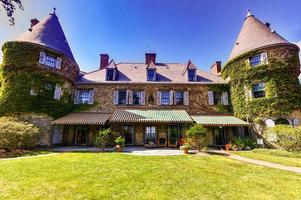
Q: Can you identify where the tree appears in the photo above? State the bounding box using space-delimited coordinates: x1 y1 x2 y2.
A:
1 0 23 25
95 128 112 151
185 124 208 151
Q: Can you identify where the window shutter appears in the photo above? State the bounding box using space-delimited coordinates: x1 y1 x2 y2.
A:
261 53 268 64
74 90 80 104
184 91 189 105
54 84 62 100
113 91 119 105
30 84 37 96
208 91 214 105
128 90 133 105
141 91 145 105
244 86 252 100
56 57 62 69
169 91 174 105
157 91 161 105
222 92 229 105
39 52 46 64
88 90 94 105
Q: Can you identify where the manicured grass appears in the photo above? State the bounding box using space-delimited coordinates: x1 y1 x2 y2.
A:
0 153 301 200
232 149 301 168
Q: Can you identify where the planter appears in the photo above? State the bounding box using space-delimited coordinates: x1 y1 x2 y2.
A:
183 148 189 154
225 144 231 151
115 145 123 152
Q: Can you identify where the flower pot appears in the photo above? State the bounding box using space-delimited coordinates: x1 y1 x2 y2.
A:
225 144 231 151
115 145 123 152
183 148 189 154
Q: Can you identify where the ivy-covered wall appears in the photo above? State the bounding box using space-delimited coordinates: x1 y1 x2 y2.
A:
222 44 301 121
0 41 79 118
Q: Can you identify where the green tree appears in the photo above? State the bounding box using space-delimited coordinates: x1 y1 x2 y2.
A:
1 0 23 25
185 124 208 151
95 128 112 151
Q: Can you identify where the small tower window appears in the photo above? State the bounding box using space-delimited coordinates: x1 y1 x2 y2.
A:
252 82 265 98
188 69 196 81
249 53 268 67
147 69 156 81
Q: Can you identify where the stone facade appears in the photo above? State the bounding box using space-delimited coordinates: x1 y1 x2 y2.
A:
76 83 229 115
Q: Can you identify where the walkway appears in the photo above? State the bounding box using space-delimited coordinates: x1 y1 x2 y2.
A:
209 150 301 174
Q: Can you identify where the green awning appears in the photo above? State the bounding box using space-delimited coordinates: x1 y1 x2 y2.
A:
110 109 193 123
191 115 249 126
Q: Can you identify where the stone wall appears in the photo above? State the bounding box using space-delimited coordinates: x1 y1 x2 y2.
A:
76 83 228 115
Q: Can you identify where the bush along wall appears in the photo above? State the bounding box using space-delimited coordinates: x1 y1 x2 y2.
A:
0 41 78 119
222 44 301 121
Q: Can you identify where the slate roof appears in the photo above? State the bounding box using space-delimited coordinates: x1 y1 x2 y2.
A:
229 10 290 60
15 13 75 61
78 62 225 84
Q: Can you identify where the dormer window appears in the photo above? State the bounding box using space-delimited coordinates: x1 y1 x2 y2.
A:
39 51 62 69
188 69 196 81
249 53 268 67
107 69 115 81
147 69 156 81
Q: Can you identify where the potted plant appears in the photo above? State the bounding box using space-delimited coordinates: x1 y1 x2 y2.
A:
180 142 191 154
115 136 125 152
225 143 231 151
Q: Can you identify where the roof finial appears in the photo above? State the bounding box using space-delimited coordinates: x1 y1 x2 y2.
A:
246 9 253 18
53 7 56 15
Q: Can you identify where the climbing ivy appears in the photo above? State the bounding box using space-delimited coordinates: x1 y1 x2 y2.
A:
222 45 301 121
207 84 232 113
0 41 74 118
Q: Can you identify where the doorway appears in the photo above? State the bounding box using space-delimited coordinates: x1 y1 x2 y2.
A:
122 125 134 145
74 125 89 145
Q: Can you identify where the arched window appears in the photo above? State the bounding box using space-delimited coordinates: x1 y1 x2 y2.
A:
275 118 290 125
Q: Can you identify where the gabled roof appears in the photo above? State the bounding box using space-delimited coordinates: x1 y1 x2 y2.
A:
146 60 157 69
78 62 225 84
107 59 117 69
15 12 75 61
229 10 290 60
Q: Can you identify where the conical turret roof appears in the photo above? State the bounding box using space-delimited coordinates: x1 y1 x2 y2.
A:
229 10 289 60
15 12 75 61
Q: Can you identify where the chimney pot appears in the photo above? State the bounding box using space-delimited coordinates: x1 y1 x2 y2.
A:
211 61 222 76
100 54 109 70
265 22 270 28
145 53 156 64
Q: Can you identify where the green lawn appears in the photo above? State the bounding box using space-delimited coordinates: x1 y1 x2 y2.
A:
0 153 301 200
0 150 50 158
232 149 301 168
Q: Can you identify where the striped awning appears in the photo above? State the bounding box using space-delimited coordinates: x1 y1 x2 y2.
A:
52 113 112 125
191 115 249 126
110 109 193 123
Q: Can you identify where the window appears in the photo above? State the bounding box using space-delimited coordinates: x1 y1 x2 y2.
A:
118 91 127 105
106 69 115 81
249 53 268 67
45 55 57 68
147 69 156 81
145 126 156 145
175 92 184 105
252 83 265 98
188 69 196 81
133 91 141 105
79 90 91 104
161 91 170 105
213 92 222 105
123 125 134 145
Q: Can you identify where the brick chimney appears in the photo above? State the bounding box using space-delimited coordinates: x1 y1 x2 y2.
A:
100 54 109 70
211 61 222 76
145 53 156 64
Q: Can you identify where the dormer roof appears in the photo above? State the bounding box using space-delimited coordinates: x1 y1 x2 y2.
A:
146 60 157 69
183 60 197 74
107 59 117 69
15 11 75 61
229 10 290 60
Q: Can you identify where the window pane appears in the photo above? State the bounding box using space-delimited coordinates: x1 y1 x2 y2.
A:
107 69 114 81
147 69 155 81
213 92 222 105
45 55 56 68
252 83 265 98
161 91 170 105
118 91 127 104
176 92 184 105
249 54 261 67
133 91 141 105
80 90 90 104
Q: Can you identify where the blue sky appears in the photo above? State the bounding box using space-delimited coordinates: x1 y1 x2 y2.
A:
0 0 300 72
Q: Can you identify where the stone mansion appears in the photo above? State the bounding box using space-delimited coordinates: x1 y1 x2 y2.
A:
0 10 300 147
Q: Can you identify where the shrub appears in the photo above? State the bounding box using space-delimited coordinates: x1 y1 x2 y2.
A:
185 124 208 151
0 117 40 150
266 125 301 152
232 137 257 150
95 128 112 151
115 136 125 147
